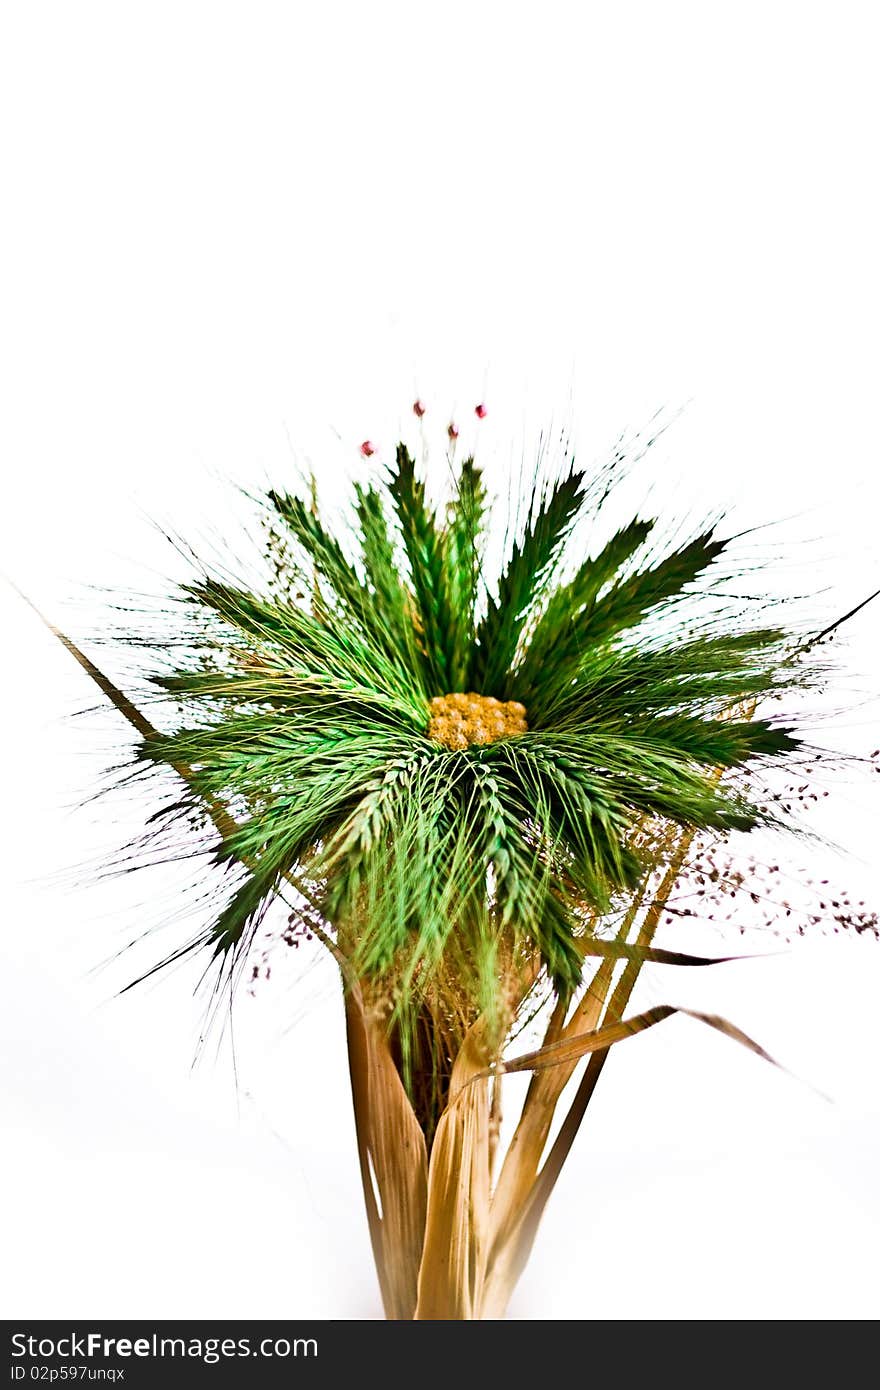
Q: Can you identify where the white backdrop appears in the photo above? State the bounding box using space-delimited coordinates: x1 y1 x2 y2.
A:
1 1 879 1320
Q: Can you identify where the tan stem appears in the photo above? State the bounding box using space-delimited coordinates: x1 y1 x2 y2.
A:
344 981 428 1320
414 1020 493 1320
487 1071 503 1183
484 964 612 1270
480 826 698 1316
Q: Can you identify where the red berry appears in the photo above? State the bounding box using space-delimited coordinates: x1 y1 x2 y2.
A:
474 402 487 419
360 440 376 457
447 422 459 440
412 399 426 418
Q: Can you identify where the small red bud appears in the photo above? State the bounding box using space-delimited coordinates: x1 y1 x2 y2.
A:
412 399 426 418
474 402 487 419
447 421 459 440
360 440 376 457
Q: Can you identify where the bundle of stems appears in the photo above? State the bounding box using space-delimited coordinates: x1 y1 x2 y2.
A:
26 435 855 1319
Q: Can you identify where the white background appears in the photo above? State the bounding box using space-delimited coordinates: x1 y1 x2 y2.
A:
1 2 879 1320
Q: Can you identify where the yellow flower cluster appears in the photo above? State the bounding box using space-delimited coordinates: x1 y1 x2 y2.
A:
426 692 528 750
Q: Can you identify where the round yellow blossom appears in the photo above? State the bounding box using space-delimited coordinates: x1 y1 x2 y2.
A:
427 692 529 749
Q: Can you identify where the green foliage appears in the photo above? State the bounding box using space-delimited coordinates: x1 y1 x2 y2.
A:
353 483 424 682
443 458 488 690
519 529 727 717
474 465 586 692
115 442 814 1051
388 444 454 690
